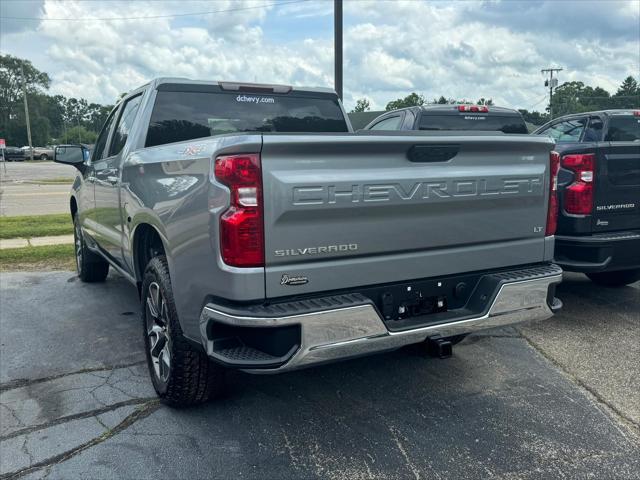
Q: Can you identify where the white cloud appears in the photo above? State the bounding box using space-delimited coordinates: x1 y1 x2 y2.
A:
0 0 637 112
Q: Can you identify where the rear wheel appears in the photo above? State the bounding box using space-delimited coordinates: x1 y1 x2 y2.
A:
142 256 225 406
73 213 109 282
586 269 640 287
39 153 48 160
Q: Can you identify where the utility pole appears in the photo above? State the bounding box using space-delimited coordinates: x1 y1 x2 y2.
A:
20 65 34 160
541 67 563 120
334 0 343 100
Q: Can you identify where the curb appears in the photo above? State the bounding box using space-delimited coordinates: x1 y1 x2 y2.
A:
0 234 74 250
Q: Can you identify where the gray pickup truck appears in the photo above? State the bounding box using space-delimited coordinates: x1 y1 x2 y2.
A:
55 78 563 406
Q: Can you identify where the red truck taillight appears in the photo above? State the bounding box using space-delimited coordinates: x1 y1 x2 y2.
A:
546 151 560 236
561 153 595 215
457 105 489 113
214 153 265 267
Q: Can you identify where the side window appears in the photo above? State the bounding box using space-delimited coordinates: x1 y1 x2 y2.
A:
402 110 416 130
109 94 143 156
543 117 588 143
582 117 604 142
605 116 640 142
370 116 403 130
92 109 118 162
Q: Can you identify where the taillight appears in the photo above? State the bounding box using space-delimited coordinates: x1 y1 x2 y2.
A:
457 105 489 113
214 153 264 267
633 111 640 117
561 153 595 215
546 151 560 236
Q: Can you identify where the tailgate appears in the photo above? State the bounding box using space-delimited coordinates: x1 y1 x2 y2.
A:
592 141 640 232
261 133 554 298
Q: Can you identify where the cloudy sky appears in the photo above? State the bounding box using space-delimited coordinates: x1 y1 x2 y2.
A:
1 0 638 111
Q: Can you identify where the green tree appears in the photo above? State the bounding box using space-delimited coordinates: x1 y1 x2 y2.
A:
613 76 639 108
518 109 549 126
86 103 113 132
476 98 494 106
385 92 425 111
0 55 51 146
60 125 98 144
351 98 370 113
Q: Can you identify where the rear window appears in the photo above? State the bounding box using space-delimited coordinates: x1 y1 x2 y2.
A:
418 114 527 134
605 116 640 142
146 90 348 147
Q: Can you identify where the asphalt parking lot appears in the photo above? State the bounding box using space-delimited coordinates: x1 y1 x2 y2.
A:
0 271 638 479
0 162 75 216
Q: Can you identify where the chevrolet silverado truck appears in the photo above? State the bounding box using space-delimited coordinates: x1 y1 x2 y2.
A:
55 78 563 406
363 104 529 134
534 110 640 286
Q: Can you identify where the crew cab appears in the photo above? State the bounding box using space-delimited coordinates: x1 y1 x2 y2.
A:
534 110 640 286
363 104 528 133
54 78 562 406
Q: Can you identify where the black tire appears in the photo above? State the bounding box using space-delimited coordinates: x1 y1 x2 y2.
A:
40 153 48 160
142 256 225 406
73 213 109 282
586 269 640 287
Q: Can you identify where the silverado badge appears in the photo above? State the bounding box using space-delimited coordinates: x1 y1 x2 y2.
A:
280 274 309 286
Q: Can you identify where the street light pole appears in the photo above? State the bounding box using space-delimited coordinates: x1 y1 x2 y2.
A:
20 65 34 160
334 0 343 100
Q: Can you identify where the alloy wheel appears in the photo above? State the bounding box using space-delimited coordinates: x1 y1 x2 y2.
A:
146 282 171 383
74 221 83 273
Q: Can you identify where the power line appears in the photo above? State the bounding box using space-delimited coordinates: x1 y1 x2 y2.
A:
526 94 549 111
0 0 309 22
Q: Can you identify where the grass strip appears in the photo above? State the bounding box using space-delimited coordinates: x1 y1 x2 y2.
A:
0 213 72 239
0 244 75 271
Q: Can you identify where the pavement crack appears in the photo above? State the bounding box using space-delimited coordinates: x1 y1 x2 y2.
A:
0 400 160 480
0 361 146 394
0 402 25 429
20 437 34 467
0 397 156 442
387 425 423 480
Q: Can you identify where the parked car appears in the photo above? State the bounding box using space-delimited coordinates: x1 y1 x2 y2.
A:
363 104 528 133
21 145 56 160
55 78 562 406
534 110 640 286
1 146 25 161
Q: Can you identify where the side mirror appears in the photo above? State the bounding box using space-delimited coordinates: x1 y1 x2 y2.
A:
54 145 88 172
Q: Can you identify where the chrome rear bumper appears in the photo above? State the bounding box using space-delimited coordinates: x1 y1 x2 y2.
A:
200 268 562 374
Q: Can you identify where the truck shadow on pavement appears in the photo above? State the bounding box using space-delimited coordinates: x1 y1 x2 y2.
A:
1 271 638 479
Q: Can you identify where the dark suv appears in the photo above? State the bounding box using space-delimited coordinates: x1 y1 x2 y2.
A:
534 110 640 286
363 104 528 134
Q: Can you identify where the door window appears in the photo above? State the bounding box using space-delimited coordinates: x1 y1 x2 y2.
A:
582 117 604 142
540 118 587 143
402 110 416 130
92 109 118 162
109 94 143 156
369 116 403 130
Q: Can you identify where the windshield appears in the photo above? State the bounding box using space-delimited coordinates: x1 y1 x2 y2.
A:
146 90 348 147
